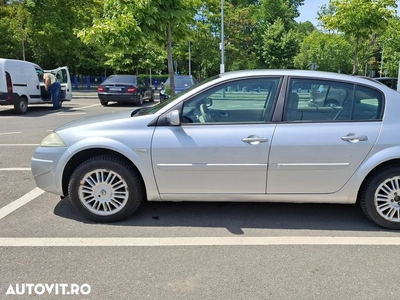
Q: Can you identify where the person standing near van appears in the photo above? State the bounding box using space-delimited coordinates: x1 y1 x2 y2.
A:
44 72 61 110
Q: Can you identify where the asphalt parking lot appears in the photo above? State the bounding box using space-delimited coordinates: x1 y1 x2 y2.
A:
1 92 400 299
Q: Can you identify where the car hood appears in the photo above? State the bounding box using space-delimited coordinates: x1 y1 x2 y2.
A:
55 110 135 131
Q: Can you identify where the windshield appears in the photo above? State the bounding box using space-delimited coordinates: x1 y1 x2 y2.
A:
136 75 218 116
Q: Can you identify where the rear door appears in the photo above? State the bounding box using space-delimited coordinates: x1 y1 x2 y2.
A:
267 78 383 194
44 67 72 101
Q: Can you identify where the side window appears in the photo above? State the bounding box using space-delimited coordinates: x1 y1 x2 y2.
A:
286 79 353 122
182 77 280 124
286 79 383 122
352 86 383 120
36 68 44 81
56 69 67 83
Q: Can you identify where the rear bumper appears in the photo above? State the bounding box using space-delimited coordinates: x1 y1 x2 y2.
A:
98 93 140 103
0 92 18 105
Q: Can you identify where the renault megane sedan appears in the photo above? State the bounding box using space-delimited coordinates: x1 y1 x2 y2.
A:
31 69 400 229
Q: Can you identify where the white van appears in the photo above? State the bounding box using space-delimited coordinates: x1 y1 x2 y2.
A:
0 58 72 114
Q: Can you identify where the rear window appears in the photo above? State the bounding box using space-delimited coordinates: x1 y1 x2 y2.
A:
165 76 195 87
103 75 137 85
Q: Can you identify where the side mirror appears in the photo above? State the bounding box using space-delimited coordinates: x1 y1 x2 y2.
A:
205 97 213 107
166 110 181 126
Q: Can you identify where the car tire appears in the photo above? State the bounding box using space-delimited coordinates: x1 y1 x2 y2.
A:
14 96 28 114
359 164 400 229
324 99 340 108
149 91 155 102
136 94 143 106
100 101 108 106
68 155 144 222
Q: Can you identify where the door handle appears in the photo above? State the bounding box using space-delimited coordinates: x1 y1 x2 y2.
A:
341 133 368 143
242 135 268 145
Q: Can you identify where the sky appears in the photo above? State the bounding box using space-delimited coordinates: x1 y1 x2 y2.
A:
296 0 400 25
296 0 329 25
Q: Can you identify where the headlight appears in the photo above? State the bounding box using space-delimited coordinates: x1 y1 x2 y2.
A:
40 132 66 147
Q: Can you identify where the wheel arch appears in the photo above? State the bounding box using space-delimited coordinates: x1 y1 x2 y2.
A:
356 158 400 204
61 148 146 199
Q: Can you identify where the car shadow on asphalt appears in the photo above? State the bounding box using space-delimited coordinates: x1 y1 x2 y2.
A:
0 106 76 117
53 197 384 233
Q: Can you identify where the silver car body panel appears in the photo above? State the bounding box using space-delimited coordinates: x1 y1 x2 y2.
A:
31 70 400 206
152 124 276 195
268 122 381 194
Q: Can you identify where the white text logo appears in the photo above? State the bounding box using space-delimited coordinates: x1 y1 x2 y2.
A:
6 283 91 296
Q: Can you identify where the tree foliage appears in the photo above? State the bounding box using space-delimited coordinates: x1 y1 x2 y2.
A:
294 31 352 73
319 0 397 74
0 0 399 80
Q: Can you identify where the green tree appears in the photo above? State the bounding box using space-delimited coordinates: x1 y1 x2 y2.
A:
319 0 397 74
294 31 352 73
261 18 298 69
255 0 303 68
376 17 400 77
0 1 31 60
23 0 104 72
79 0 195 95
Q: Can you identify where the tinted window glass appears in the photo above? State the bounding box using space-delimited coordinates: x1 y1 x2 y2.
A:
286 79 382 122
352 85 383 120
103 75 137 85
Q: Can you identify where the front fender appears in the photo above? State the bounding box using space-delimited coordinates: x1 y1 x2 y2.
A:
61 137 160 201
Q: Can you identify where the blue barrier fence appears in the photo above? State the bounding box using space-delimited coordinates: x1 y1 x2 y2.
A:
72 75 164 90
72 76 106 90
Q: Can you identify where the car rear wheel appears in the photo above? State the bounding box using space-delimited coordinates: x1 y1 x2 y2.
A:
359 165 400 229
68 155 144 222
14 96 28 114
149 91 155 102
100 100 108 106
136 94 143 106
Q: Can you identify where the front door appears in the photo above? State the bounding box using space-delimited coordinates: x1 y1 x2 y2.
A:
151 77 282 195
44 67 72 101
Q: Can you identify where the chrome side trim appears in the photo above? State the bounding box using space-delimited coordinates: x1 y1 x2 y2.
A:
276 163 349 170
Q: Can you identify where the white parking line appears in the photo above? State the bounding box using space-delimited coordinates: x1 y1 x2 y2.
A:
0 144 39 146
0 168 30 171
0 187 44 220
76 104 100 109
1 236 400 247
0 132 21 135
55 112 86 115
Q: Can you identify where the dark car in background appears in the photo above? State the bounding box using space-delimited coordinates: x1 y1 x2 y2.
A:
159 75 197 102
97 74 154 106
375 77 398 90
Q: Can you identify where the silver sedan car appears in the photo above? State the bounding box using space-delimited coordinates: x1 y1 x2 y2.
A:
31 70 400 229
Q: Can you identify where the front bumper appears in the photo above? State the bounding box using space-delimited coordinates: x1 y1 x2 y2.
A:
31 147 69 196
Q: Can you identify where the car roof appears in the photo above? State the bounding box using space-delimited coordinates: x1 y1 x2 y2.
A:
218 69 388 87
375 77 397 80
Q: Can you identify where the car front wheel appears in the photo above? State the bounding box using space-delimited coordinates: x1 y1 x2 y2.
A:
68 155 144 222
359 165 400 229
